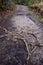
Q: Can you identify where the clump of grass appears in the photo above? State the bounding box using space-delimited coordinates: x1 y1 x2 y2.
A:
29 10 41 21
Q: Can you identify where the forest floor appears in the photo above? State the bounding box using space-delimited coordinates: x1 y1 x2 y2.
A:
29 2 43 24
0 5 43 65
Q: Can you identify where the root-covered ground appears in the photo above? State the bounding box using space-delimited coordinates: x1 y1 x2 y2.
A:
0 5 43 65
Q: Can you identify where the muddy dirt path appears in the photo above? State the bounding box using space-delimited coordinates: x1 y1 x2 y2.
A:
0 5 43 65
11 5 43 43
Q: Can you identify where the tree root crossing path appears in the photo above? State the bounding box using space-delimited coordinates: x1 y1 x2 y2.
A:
9 5 43 44
0 5 43 65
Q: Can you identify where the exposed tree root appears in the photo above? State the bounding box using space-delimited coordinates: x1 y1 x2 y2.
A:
0 26 43 62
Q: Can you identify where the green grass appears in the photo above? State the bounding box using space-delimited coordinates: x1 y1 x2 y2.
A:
29 10 41 21
0 8 3 12
3 13 12 19
2 10 15 19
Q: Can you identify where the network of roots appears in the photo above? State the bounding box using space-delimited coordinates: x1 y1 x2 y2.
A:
0 26 43 65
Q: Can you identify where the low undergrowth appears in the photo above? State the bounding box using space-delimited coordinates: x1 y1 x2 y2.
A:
29 10 43 24
29 10 41 20
29 1 43 24
0 6 16 20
